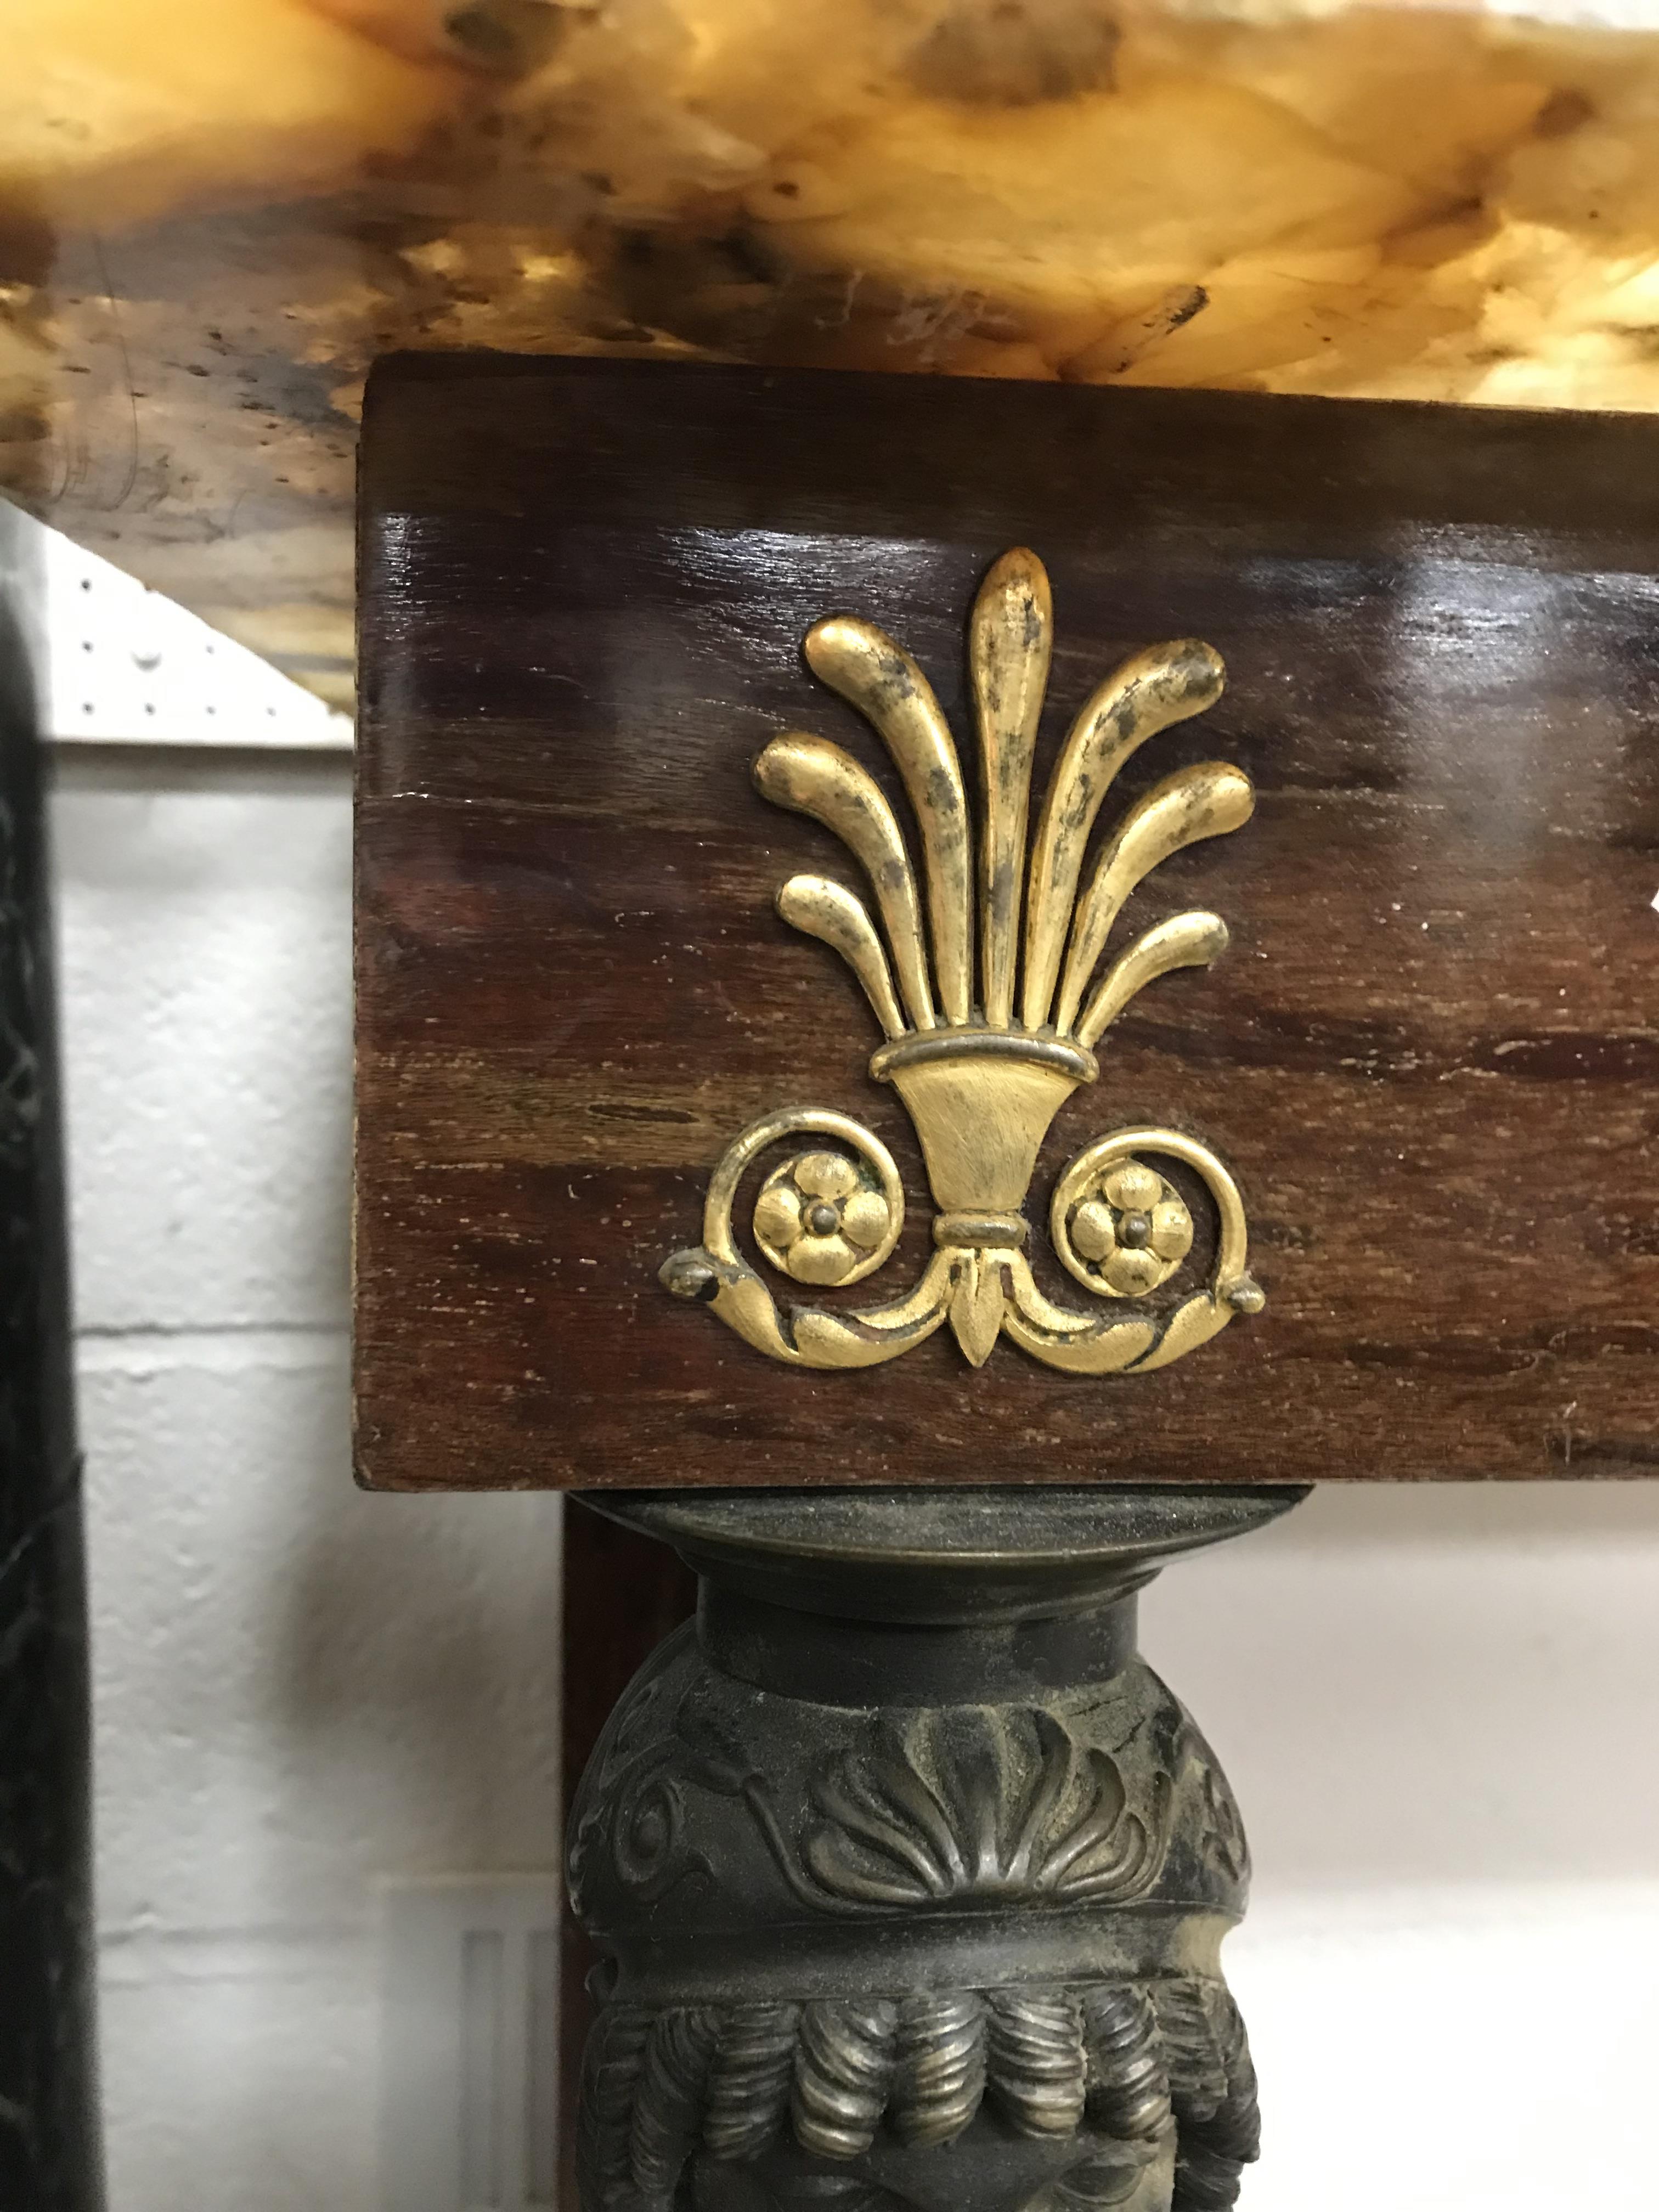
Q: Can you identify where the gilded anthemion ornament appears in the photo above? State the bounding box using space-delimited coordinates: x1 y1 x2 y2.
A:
661 549 1265 1375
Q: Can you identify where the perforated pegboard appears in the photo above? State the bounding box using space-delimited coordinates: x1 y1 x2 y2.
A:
22 506 351 748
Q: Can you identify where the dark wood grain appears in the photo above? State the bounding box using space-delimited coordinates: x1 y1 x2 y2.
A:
356 356 1659 1489
557 1502 695 2211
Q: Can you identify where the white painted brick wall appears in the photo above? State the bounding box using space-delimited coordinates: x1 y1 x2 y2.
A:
51 749 563 2212
47 747 1659 2211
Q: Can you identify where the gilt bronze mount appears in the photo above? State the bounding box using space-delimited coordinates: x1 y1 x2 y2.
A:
568 1486 1305 2212
662 549 1264 1377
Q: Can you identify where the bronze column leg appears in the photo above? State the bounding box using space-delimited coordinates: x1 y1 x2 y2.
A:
566 1486 1304 2212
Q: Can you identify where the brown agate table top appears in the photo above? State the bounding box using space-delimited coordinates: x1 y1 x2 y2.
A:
8 1 1659 706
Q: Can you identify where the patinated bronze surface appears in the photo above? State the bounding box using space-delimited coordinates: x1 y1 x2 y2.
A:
356 354 1659 1491
566 1487 1301 2212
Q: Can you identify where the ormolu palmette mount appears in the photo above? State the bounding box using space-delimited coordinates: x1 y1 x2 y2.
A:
662 549 1265 1376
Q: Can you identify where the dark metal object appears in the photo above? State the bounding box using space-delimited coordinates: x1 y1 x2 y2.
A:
0 596 106 2210
567 1486 1304 2212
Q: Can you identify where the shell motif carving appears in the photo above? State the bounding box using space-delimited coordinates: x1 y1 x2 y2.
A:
571 1657 1180 1927
804 1707 1171 1910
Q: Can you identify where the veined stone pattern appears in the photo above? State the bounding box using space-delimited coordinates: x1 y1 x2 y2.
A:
6 0 1659 707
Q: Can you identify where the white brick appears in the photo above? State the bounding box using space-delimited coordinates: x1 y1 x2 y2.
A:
99 1931 376 2212
82 1341 562 1934
52 753 354 1333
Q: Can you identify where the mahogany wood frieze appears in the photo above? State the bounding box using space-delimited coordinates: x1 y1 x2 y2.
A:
354 356 1659 1490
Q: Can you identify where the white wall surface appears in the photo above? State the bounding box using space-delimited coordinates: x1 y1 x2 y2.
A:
47 741 1659 2211
51 747 564 2212
1149 1487 1659 2209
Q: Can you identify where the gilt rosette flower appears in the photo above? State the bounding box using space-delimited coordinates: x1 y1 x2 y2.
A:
1063 1159 1194 1299
753 1149 898 1286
